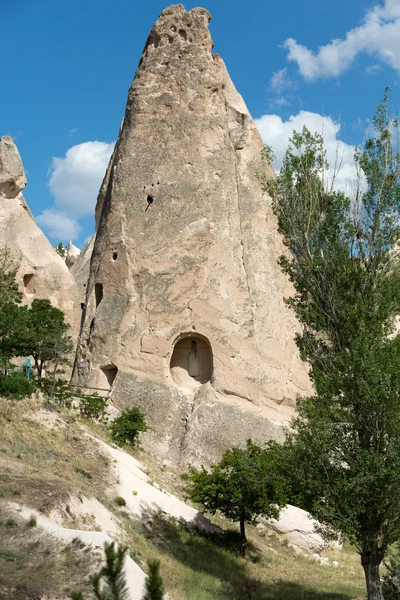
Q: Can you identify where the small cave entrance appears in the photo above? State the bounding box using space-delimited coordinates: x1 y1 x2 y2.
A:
23 273 35 294
95 283 103 308
170 333 212 388
99 364 118 393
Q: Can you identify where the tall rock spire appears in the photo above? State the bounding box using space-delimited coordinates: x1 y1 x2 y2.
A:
73 5 310 466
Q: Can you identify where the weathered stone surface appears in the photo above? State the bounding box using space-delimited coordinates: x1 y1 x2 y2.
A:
264 505 341 555
72 5 311 465
70 235 95 305
0 136 80 339
0 136 27 198
64 241 81 269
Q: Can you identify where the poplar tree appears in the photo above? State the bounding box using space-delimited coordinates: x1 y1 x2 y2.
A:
265 89 400 600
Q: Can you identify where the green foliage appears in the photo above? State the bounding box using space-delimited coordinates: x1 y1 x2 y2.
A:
0 247 30 366
266 89 400 599
22 298 73 384
90 541 129 600
55 242 66 257
27 514 37 527
109 408 147 447
114 496 126 507
75 467 92 479
185 440 287 556
143 560 164 600
76 391 108 421
382 545 400 600
0 246 22 306
0 372 35 400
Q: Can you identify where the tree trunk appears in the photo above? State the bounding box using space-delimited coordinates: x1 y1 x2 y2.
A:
361 547 383 600
49 355 59 399
239 515 247 557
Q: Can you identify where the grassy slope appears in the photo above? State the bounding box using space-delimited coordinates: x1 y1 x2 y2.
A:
0 509 102 599
0 398 366 600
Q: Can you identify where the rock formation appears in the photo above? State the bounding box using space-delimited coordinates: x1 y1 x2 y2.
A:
64 240 81 269
72 5 311 466
0 136 80 339
70 235 95 305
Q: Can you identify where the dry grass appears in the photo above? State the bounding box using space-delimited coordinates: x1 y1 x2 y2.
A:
117 509 366 600
0 506 102 599
0 398 368 600
0 398 113 513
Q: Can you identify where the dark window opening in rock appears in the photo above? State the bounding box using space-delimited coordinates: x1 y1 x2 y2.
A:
23 274 35 294
145 195 153 212
112 253 118 261
81 303 85 311
100 365 118 391
179 29 187 41
95 283 103 307
90 318 95 334
170 334 212 387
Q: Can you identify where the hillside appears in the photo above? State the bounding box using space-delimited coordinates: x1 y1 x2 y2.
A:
0 396 366 600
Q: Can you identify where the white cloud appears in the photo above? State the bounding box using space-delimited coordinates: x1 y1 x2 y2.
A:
255 110 357 194
36 209 81 242
283 0 400 80
270 68 290 93
37 140 114 242
48 141 114 217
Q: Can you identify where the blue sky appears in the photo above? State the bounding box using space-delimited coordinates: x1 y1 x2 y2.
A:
2 0 400 247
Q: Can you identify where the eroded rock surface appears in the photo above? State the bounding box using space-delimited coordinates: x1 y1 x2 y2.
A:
72 5 311 466
0 136 80 339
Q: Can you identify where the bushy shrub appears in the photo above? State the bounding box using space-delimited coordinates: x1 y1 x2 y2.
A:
109 408 147 447
0 372 35 400
77 392 108 421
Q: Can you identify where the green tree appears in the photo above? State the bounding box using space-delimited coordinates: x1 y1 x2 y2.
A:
22 298 73 385
265 90 400 600
0 246 29 372
109 408 148 447
143 560 164 600
55 242 66 257
185 440 287 557
70 541 129 600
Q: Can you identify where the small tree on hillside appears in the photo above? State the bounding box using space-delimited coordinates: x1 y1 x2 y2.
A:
22 298 73 384
264 90 400 600
143 560 164 600
185 440 287 557
0 247 29 372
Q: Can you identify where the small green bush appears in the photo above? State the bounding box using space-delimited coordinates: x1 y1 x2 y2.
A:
115 496 126 506
27 514 37 527
0 372 35 400
109 408 147 447
78 392 108 421
75 467 92 479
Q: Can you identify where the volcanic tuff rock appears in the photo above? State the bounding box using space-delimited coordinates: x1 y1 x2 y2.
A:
70 235 95 305
72 5 311 466
0 136 80 338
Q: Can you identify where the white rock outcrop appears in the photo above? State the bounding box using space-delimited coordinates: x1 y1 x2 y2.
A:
265 504 332 554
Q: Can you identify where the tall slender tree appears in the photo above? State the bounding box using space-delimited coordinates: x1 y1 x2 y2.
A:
265 90 400 600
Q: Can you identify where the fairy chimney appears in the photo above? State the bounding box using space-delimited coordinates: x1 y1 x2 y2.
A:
0 136 80 339
72 5 311 466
